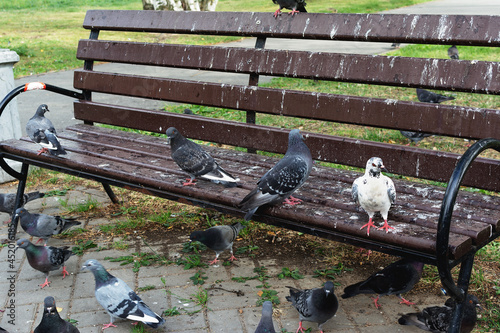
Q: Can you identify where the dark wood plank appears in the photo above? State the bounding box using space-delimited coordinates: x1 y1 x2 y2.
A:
82 11 500 46
76 40 500 94
73 71 500 138
72 102 500 192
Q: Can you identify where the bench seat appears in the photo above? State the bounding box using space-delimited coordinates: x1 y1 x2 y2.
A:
2 123 498 263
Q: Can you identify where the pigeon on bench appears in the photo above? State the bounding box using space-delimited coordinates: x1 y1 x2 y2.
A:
166 127 239 187
34 296 80 333
286 281 338 333
341 258 424 308
26 104 66 156
14 208 81 246
0 191 44 223
81 259 165 330
16 238 73 289
399 294 481 333
352 157 396 236
272 0 307 17
400 89 455 145
255 301 277 333
190 221 245 265
238 129 312 221
448 45 459 60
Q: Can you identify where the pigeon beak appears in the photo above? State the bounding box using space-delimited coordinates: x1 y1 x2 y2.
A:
380 165 388 173
81 265 87 271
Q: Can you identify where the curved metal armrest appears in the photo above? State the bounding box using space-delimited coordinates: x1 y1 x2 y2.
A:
437 138 500 301
0 82 83 118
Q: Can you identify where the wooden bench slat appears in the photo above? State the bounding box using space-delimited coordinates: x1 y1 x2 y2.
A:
83 10 500 46
72 101 500 192
73 71 500 139
76 40 500 94
1 130 475 259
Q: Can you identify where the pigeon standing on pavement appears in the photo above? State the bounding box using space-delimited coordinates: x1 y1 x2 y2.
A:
26 104 66 156
14 208 81 245
448 45 459 59
341 258 424 308
352 157 396 236
81 259 165 330
255 300 276 333
238 129 312 221
166 127 239 187
400 89 455 145
272 0 307 17
0 191 45 215
189 221 245 265
34 296 80 333
16 238 73 288
286 281 338 333
398 294 481 333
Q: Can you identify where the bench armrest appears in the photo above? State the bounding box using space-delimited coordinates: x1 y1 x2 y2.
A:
0 82 84 119
437 138 500 300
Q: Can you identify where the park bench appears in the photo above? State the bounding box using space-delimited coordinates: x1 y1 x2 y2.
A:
0 10 499 332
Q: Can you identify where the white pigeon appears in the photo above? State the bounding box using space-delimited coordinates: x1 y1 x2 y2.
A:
352 157 396 236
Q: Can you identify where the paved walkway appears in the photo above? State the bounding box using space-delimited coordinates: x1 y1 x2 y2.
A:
0 183 443 333
2 0 498 332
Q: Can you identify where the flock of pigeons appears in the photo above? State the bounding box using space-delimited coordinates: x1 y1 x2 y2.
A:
2 106 481 331
0 11 470 331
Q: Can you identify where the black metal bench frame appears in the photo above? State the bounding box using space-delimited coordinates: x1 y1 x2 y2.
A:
0 10 499 333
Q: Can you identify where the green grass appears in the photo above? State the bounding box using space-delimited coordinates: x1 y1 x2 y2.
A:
1 0 431 78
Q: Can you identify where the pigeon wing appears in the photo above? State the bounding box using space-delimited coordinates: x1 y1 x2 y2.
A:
171 139 216 177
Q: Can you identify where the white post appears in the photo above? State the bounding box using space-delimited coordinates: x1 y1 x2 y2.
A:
0 49 23 184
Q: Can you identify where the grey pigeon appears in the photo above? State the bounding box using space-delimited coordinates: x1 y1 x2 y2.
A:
400 131 433 145
341 258 424 308
14 207 81 245
286 281 338 333
0 191 45 214
272 0 307 17
16 238 73 288
238 129 312 221
391 43 401 48
398 294 481 333
34 296 80 333
26 104 66 156
255 301 276 333
400 89 455 145
352 157 396 236
448 45 459 59
416 88 455 104
189 221 245 265
81 259 165 329
166 127 239 187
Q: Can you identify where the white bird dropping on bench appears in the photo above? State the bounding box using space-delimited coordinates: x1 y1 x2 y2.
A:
166 127 239 187
286 281 338 333
352 157 396 236
26 104 66 156
189 221 245 265
81 259 165 330
238 129 312 221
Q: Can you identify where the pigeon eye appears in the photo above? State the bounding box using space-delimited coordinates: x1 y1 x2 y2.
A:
372 163 376 167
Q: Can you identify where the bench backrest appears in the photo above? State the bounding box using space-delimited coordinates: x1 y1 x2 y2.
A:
75 10 500 191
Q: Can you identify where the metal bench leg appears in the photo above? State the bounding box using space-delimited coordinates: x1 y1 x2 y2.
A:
8 163 29 241
102 183 119 204
448 252 475 333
